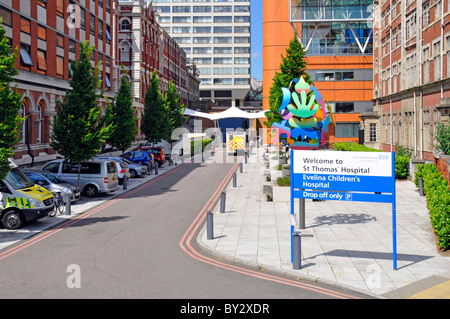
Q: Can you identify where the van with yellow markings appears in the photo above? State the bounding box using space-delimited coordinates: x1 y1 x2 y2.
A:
0 161 54 229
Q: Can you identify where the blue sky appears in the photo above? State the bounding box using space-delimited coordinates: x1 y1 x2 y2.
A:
251 0 263 81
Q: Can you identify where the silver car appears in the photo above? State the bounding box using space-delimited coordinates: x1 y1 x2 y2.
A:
95 156 148 178
23 169 81 203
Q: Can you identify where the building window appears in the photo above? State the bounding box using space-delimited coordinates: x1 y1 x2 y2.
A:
21 18 31 34
19 104 26 144
38 25 47 41
56 0 64 17
57 56 64 78
121 19 130 31
0 7 12 26
20 45 33 68
370 123 377 142
335 102 354 113
37 50 47 74
335 123 359 138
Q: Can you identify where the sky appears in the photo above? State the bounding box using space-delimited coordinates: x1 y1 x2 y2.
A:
251 0 263 81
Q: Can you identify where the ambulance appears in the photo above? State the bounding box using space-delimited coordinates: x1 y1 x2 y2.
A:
0 160 54 229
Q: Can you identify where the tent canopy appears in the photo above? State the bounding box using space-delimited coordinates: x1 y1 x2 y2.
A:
183 106 268 121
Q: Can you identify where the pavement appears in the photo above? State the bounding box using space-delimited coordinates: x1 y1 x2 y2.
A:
198 146 450 299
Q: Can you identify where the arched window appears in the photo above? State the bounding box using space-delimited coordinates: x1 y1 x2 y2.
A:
121 19 130 31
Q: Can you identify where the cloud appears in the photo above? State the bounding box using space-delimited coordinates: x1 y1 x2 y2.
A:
251 51 261 59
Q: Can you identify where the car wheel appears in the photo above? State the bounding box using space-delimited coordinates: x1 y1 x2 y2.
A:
2 209 24 230
84 185 98 197
130 170 137 178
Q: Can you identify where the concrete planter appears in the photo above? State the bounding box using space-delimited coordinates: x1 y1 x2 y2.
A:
271 180 290 202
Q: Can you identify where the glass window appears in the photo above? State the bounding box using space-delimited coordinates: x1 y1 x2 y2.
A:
335 123 359 138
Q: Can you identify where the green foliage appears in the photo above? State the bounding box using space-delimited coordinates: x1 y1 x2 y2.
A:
265 35 311 129
395 156 410 179
141 71 170 146
0 21 23 179
277 176 291 187
395 144 413 158
51 41 112 165
415 163 450 250
333 142 382 152
191 138 213 155
109 74 137 152
164 81 186 142
434 123 450 155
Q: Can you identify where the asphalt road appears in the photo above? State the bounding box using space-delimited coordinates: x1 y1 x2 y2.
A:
0 160 373 303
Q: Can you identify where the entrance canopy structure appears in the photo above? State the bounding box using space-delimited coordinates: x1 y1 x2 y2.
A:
183 106 268 121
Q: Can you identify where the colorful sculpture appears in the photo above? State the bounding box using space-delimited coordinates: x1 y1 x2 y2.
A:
271 76 335 149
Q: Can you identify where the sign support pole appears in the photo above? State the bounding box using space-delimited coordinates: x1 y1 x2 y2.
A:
290 148 294 263
392 152 397 270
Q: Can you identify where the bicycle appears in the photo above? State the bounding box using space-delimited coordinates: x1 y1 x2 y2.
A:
49 192 65 217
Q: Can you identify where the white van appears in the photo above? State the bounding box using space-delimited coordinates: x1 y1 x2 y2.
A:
41 159 120 197
0 161 54 229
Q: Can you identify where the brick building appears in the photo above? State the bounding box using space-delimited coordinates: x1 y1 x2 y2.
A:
373 0 450 160
0 0 196 166
0 0 118 166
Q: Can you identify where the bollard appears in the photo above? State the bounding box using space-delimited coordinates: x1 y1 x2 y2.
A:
220 191 227 213
299 198 305 229
123 175 128 190
155 163 158 175
419 177 424 196
65 194 71 215
233 172 237 187
245 152 248 164
293 232 301 269
207 210 214 240
240 162 243 173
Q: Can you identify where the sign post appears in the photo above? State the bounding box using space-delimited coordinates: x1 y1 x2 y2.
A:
290 149 397 270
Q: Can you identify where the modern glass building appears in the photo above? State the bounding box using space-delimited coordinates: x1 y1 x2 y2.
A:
263 0 374 145
152 0 251 108
290 0 374 56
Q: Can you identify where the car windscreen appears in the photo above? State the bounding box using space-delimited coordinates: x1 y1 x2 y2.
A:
5 168 35 190
41 172 66 184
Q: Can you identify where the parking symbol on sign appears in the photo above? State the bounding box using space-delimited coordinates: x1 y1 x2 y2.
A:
345 194 352 201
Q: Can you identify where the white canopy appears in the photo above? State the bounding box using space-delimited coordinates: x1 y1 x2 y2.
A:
183 106 268 121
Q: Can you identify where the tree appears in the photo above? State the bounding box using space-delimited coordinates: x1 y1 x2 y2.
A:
0 21 24 179
141 71 170 146
164 81 186 142
264 35 311 129
109 73 137 153
50 41 112 187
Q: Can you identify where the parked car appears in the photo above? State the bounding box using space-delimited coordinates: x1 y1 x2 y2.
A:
121 151 154 168
0 161 54 229
41 159 120 197
23 169 81 203
133 146 165 167
95 156 148 178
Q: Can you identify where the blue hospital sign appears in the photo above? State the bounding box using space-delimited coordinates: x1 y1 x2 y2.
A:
290 149 398 269
292 150 395 203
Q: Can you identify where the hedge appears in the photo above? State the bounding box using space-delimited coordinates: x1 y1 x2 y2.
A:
332 142 410 179
415 163 450 250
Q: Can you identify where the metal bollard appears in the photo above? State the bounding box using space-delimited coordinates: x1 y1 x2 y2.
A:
419 177 424 196
220 191 226 213
240 162 243 173
65 194 71 215
233 172 237 187
207 210 214 240
293 232 301 269
155 163 158 175
123 175 128 190
245 152 248 164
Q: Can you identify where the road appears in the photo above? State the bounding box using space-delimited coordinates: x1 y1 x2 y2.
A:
0 160 373 303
